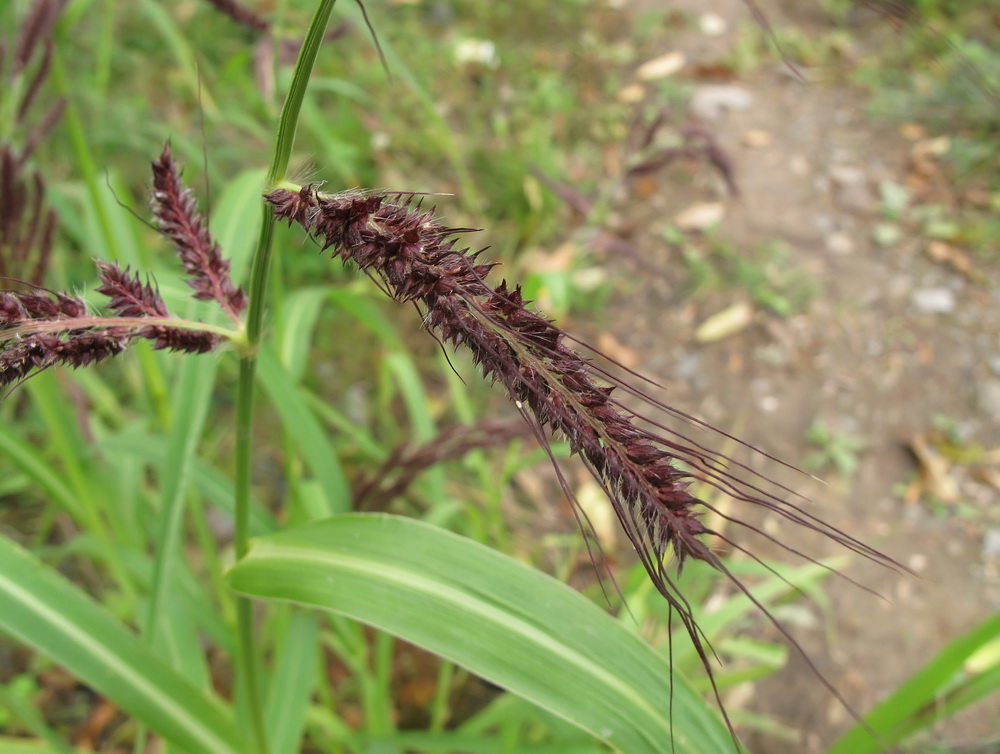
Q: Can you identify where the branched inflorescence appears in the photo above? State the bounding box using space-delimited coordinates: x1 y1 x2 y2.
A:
0 287 129 385
268 184 904 734
0 263 219 389
0 146 242 389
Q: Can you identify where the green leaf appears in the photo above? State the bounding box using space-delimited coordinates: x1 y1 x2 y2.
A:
0 738 76 754
265 610 320 754
829 609 1000 753
671 557 843 667
212 167 267 285
98 427 277 535
257 347 351 515
0 424 78 517
227 514 733 754
328 285 405 350
276 286 331 382
381 731 609 753
0 536 245 754
145 354 221 653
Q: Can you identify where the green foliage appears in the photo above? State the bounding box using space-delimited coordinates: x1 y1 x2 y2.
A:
803 419 868 482
678 233 817 317
228 514 733 754
829 610 1000 754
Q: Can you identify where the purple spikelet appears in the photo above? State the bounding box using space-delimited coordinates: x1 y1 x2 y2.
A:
0 262 222 387
1 143 242 390
1 0 68 286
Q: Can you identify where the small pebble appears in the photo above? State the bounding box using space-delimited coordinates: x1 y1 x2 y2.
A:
689 85 753 120
911 287 956 314
976 379 1000 422
742 129 772 148
699 12 727 36
790 155 809 175
636 51 685 81
827 232 854 255
983 529 1000 559
829 165 867 187
617 83 645 103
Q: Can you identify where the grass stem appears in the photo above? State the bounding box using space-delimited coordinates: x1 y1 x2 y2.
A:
232 3 338 751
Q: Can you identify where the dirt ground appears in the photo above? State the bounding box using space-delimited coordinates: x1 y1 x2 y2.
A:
597 1 1000 751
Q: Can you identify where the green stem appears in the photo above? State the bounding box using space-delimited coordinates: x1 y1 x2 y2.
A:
232 3 338 752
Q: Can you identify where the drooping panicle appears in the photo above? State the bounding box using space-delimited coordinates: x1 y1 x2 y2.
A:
268 185 718 566
150 145 246 319
267 184 907 742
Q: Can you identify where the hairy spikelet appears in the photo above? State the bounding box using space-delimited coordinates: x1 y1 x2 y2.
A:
0 145 238 390
95 260 170 318
95 261 221 354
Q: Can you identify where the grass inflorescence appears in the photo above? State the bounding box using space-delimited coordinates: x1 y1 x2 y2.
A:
0 145 242 389
266 182 907 739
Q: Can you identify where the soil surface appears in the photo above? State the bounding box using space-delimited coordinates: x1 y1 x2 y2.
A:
596 1 1000 751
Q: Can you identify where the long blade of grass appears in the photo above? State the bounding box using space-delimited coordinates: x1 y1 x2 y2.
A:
381 732 609 753
138 0 218 116
257 346 351 515
98 428 277 535
0 738 77 754
328 285 405 350
265 610 320 754
0 424 78 516
829 608 1000 753
0 684 78 754
669 557 843 666
144 354 221 650
227 514 733 754
276 286 332 382
0 536 245 754
211 167 267 285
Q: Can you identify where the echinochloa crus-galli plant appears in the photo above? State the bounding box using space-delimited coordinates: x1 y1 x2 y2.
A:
0 4 910 746
0 89 901 754
0 141 902 745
